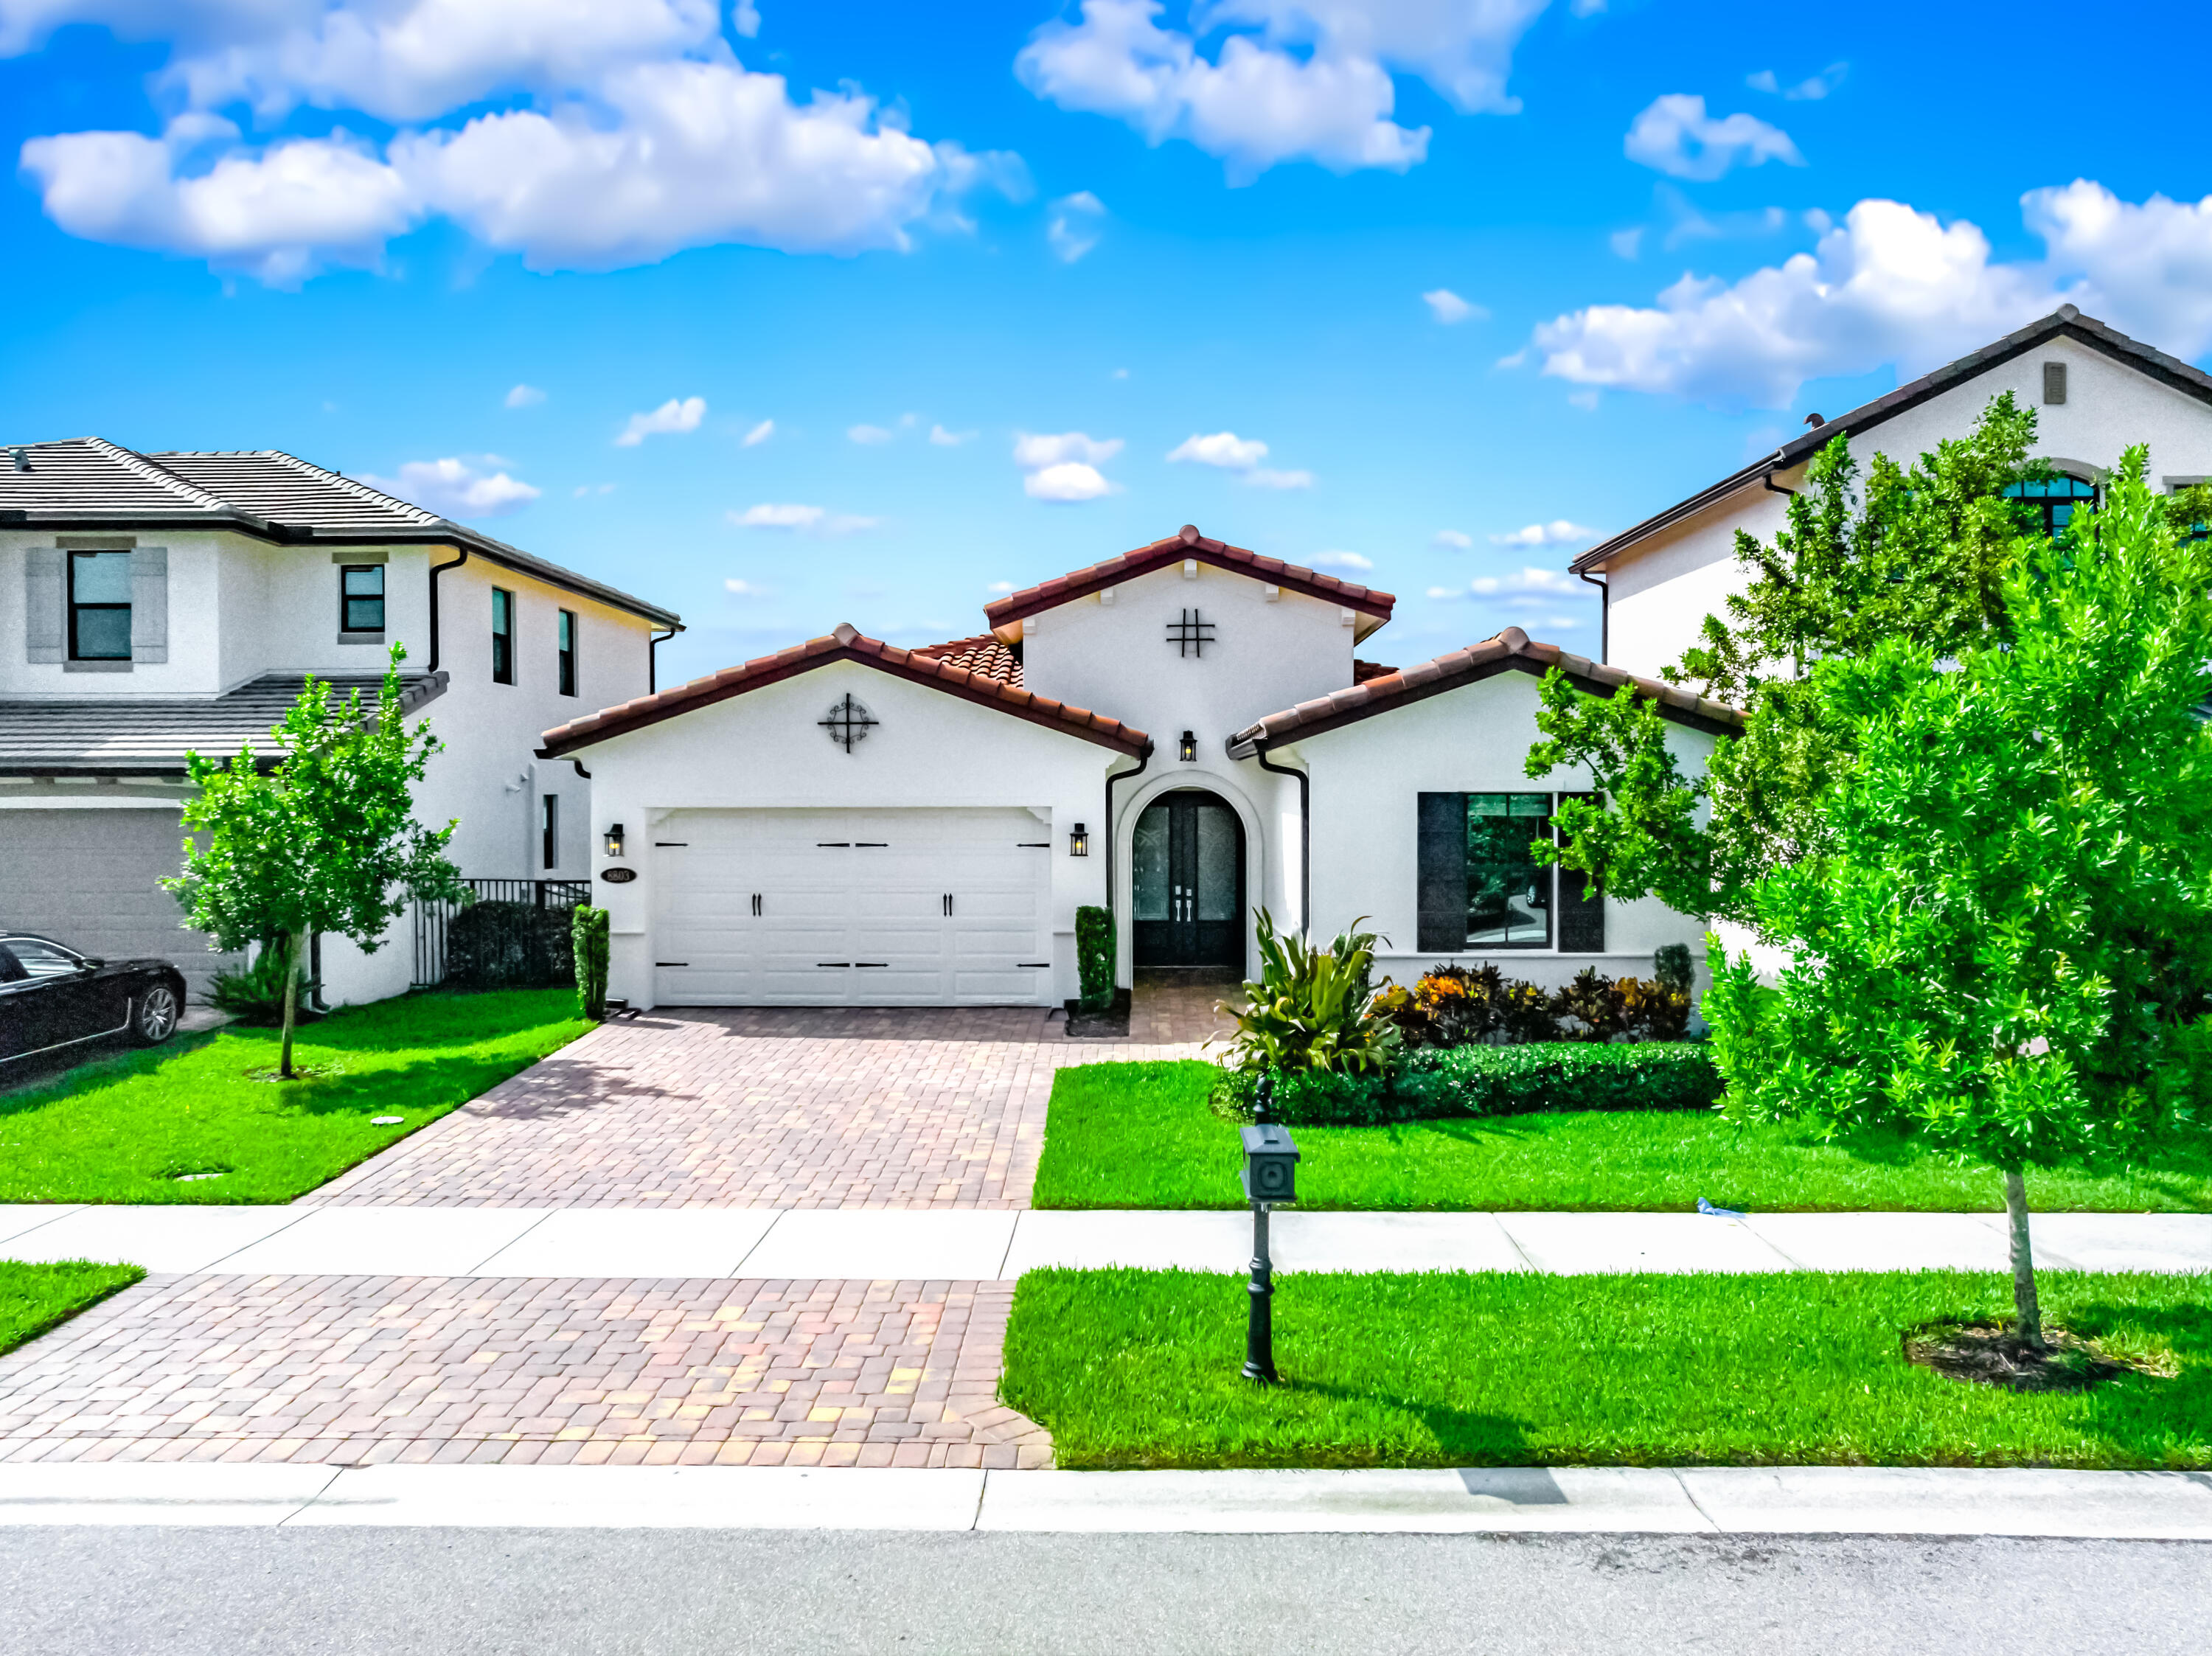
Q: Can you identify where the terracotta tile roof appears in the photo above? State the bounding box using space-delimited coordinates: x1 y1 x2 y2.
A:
540 622 1149 758
0 672 448 775
1225 627 1745 756
1352 658 1395 683
1574 305 2212 575
984 523 1395 643
0 437 682 628
911 633 1021 686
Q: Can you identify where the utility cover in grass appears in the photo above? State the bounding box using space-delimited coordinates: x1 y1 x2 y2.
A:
999 1268 2212 1470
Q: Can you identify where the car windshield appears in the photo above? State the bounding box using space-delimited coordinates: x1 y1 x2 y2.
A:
2 939 83 978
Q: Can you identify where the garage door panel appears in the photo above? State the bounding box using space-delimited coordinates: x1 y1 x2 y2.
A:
1 807 239 991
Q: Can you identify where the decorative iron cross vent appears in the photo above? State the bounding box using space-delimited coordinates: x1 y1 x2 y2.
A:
1166 608 1217 658
819 694 878 752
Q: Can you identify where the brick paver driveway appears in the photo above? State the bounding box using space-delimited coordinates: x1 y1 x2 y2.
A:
0 995 1228 1470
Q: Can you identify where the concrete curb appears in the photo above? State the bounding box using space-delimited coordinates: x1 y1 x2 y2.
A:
1 1464 2208 1538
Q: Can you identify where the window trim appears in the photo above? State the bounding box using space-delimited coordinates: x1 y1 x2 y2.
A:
339 563 386 636
540 793 560 871
491 586 515 685
1417 790 1607 956
66 549 133 662
557 608 577 697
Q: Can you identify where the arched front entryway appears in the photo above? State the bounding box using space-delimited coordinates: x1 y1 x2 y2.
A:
1131 788 1245 969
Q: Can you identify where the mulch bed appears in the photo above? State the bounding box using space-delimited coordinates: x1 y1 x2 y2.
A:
1903 1318 2170 1394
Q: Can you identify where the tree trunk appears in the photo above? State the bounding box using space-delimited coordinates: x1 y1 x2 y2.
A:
278 929 307 1079
2003 1167 2044 1350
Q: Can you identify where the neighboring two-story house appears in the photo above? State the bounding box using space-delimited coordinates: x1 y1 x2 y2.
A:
0 438 681 1003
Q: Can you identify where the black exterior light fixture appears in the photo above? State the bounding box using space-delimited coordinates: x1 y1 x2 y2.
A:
1179 729 1197 763
602 823 625 859
1239 1076 1300 1383
1068 821 1090 857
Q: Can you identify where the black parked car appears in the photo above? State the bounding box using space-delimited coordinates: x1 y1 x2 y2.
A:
0 933 185 1067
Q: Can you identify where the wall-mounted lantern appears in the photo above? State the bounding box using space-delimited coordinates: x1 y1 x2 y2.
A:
1069 822 1090 857
602 823 626 859
1179 729 1198 763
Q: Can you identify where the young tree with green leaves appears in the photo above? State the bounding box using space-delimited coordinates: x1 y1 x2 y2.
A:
165 646 466 1077
1703 451 2212 1351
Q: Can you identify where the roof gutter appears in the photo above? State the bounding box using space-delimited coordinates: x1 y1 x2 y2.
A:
649 626 676 694
1103 742 1153 989
1250 742 1310 936
1580 569 1609 664
427 546 468 673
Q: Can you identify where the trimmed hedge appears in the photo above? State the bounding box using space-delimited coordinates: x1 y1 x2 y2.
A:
1211 1042 1722 1127
1075 905 1114 1012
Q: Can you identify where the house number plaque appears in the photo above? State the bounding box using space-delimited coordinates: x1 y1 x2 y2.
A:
599 867 638 883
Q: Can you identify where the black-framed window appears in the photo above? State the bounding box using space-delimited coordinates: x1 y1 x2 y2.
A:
1418 791 1604 955
341 564 384 633
540 793 560 870
2003 475 2097 537
68 550 132 660
491 587 515 684
557 608 577 697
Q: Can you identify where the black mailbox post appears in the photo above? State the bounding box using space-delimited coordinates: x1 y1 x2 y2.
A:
1238 1076 1300 1383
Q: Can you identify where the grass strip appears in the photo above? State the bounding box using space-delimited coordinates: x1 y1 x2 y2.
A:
1001 1267 2212 1470
1031 1060 2212 1212
0 989 591 1204
0 1260 145 1358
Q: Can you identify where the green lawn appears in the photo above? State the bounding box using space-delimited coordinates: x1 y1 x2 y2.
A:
0 989 591 1204
1001 1267 2212 1469
1 1260 145 1357
1032 1060 2212 1212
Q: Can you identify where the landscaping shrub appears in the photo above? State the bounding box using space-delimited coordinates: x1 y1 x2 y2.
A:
1220 911 1399 1076
1378 953 1693 1048
1075 904 1114 1012
445 900 574 989
203 942 321 1026
571 905 611 1019
1211 1041 1721 1125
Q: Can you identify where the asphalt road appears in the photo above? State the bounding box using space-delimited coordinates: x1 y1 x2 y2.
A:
4 1528 2208 1655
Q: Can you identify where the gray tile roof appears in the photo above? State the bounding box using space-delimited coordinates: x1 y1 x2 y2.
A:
1 437 681 628
0 672 447 774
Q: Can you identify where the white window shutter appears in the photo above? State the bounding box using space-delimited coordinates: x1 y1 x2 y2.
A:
25 546 63 663
131 546 168 664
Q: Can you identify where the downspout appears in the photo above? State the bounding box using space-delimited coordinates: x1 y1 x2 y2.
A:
1252 742 1310 937
1104 743 1153 985
426 546 468 672
1579 569 1609 664
649 626 676 693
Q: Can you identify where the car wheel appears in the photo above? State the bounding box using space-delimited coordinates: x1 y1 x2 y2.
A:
131 983 180 1046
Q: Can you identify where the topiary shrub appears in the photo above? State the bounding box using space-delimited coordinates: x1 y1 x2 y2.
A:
571 904 611 1019
445 900 574 989
1075 904 1115 1012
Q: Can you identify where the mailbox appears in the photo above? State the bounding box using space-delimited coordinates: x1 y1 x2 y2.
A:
1239 1121 1300 1205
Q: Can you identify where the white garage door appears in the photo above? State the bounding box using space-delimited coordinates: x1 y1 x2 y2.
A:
650 809 1055 1006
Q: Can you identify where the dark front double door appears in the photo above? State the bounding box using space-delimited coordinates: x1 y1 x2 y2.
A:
1132 790 1244 968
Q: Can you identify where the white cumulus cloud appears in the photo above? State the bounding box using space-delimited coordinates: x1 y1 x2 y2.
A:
1015 431 1123 502
1309 549 1372 570
1422 288 1484 324
504 383 546 408
1166 428 1313 488
1047 189 1106 262
848 423 894 445
741 418 774 447
724 577 773 597
1747 63 1848 101
930 424 976 445
729 503 878 535
1432 529 1473 549
1468 566 1590 598
363 456 539 518
616 394 705 446
1016 0 1547 184
1490 520 1596 548
1624 94 1803 183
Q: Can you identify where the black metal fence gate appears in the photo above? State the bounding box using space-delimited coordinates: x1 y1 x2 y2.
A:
412 877 592 987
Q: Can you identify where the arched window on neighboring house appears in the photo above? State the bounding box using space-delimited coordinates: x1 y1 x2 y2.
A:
2003 473 2098 536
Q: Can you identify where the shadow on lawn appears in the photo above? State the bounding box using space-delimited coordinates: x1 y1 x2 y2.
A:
1267 1377 1537 1468
2066 1296 2212 1455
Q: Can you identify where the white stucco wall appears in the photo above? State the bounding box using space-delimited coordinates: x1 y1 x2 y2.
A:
563 658 1119 1010
1291 667 1720 994
1602 335 2212 678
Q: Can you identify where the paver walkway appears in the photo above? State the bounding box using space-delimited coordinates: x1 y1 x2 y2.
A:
312 1006 1203 1211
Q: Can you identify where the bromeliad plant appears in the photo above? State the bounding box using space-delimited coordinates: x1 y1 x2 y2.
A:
1219 910 1402 1076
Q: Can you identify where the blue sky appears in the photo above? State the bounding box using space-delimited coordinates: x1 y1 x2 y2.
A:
4 0 2209 684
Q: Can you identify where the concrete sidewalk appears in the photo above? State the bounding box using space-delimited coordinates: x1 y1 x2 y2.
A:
1 1463 2208 1538
3 1203 2209 1278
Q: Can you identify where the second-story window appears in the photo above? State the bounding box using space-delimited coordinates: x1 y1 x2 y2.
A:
491 587 515 684
69 550 132 660
341 565 384 633
540 793 560 869
2003 474 2098 537
557 608 577 697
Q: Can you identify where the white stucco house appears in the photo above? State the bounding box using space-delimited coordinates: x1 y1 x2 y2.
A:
1576 305 2212 678
0 437 681 1003
543 528 1739 1012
